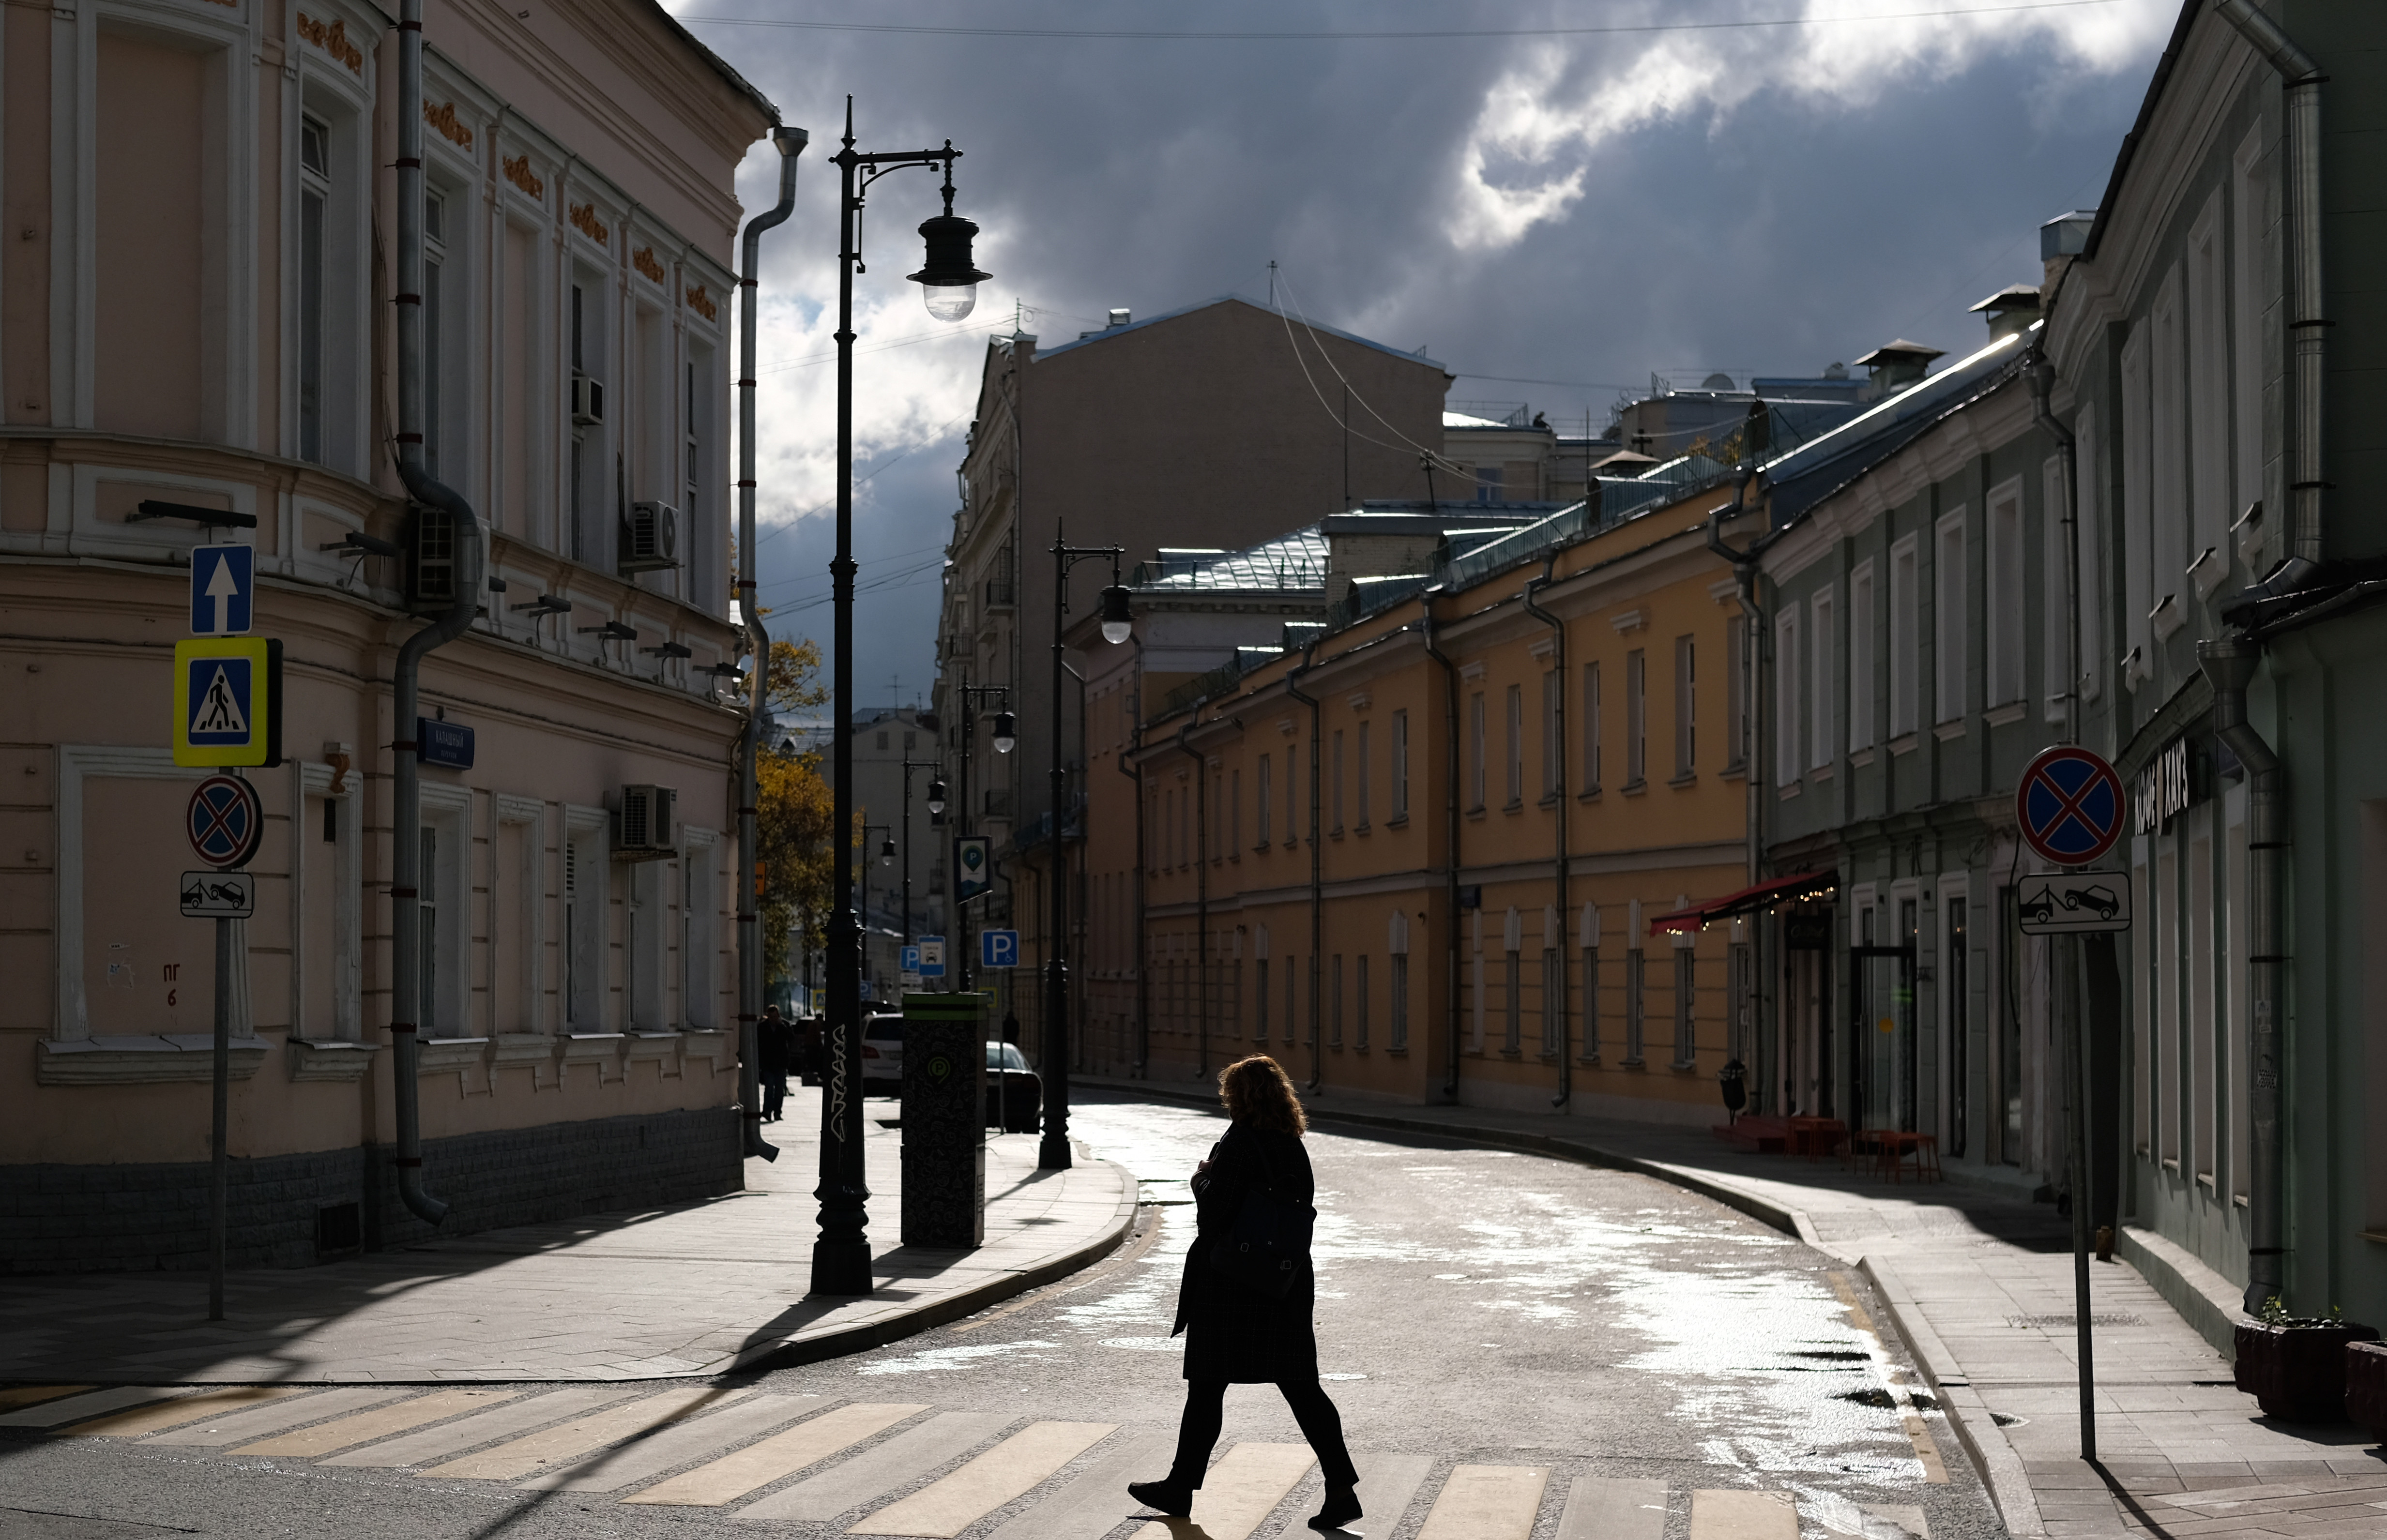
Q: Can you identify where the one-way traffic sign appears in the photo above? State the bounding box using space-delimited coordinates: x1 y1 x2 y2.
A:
190 545 254 635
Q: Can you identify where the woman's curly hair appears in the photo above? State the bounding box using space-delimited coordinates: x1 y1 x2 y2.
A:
1217 1054 1307 1134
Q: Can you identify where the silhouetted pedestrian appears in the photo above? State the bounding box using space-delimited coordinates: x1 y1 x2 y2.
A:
758 1007 791 1122
1130 1055 1358 1532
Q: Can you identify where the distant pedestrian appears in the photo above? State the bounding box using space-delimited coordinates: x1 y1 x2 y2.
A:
758 1007 791 1122
799 1015 826 1087
1129 1055 1358 1532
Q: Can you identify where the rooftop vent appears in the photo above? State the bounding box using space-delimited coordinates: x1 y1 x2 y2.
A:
1852 339 1944 394
1969 284 2044 341
1700 372 1736 391
1107 308 1130 328
2040 209 2097 261
1823 362 1849 380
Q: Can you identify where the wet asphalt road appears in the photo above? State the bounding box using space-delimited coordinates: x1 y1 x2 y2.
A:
0 1091 2006 1539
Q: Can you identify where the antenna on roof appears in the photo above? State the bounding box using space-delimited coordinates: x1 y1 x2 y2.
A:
1268 260 1277 309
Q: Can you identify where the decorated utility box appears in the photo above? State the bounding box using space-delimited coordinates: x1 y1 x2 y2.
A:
900 991 988 1248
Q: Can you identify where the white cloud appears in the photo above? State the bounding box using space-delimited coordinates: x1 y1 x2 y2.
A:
1445 0 2175 251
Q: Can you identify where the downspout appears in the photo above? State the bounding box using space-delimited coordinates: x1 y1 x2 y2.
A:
736 126 804 1163
1284 643 1324 1093
1704 471 1765 1092
1185 709 1209 1080
2201 646 2284 1314
388 0 487 1225
1117 635 1147 1075
2025 354 2081 745
2214 0 2325 586
1420 598 1462 1101
1520 560 1569 1107
1065 657 1092 1072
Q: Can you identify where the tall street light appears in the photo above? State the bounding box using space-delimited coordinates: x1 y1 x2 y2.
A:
1041 524 1131 1171
817 97 990 1299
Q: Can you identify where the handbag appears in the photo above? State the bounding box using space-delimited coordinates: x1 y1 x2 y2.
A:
1205 1137 1315 1299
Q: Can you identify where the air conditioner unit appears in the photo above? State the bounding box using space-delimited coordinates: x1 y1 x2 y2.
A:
619 499 680 574
613 784 677 861
570 373 606 426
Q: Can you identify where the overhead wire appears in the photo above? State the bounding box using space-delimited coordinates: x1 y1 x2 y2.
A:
1271 269 1466 473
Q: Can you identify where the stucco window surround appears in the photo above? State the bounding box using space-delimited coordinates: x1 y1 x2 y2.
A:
1933 508 1967 728
59 1 258 447
41 746 268 1085
1577 902 1599 1063
416 778 474 1042
1984 476 2027 719
288 756 366 1077
562 802 608 1032
419 62 495 500
1937 871 1971 1156
493 794 546 1036
283 0 377 475
494 125 560 551
681 825 720 1032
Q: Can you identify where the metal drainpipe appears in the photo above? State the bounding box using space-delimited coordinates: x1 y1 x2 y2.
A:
1420 599 1462 1101
2200 637 2285 1314
736 126 805 1163
1520 560 1569 1108
1117 634 1147 1075
1703 472 1768 1092
1284 644 1324 1093
388 0 487 1225
1179 710 1208 1081
2215 0 2325 584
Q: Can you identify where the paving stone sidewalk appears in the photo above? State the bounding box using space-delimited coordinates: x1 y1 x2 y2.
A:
0 1089 1135 1385
1083 1076 2387 1539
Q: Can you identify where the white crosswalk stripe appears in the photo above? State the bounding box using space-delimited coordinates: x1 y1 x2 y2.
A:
19 1379 1834 1539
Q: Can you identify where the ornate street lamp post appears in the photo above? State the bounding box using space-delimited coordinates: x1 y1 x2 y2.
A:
1041 525 1131 1170
816 98 990 1298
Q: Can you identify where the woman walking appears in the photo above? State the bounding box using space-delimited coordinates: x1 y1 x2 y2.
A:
1129 1055 1361 1531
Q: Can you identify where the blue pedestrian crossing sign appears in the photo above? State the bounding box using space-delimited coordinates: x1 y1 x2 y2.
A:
189 545 254 635
981 929 1019 969
173 637 283 768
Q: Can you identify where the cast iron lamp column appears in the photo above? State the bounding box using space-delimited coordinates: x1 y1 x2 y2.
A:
815 97 991 1298
1040 526 1131 1170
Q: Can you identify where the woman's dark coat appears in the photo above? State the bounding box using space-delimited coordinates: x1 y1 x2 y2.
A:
1171 1120 1317 1384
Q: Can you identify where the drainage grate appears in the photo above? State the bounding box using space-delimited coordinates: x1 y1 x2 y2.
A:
2007 1313 2143 1329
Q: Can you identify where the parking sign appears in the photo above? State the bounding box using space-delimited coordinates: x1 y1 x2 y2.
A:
981 929 1019 969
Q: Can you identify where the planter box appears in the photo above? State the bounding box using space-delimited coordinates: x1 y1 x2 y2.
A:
2347 1340 2387 1442
2234 1319 2380 1422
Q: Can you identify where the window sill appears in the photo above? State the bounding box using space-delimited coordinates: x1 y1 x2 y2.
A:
1578 1053 1600 1066
1329 828 1344 841
1888 733 1920 756
1618 1056 1646 1069
2161 1156 2181 1174
1252 843 1271 854
1283 839 1299 851
1497 1048 1523 1059
1354 822 1371 836
288 1038 381 1083
1385 1047 1409 1057
1778 781 1802 800
37 1034 273 1086
1985 700 2029 727
418 1036 494 1074
1848 747 1876 768
1386 815 1409 829
1808 763 1833 782
1668 771 1697 788
1466 806 1488 821
1621 780 1647 798
1932 720 1967 742
1539 794 1561 809
1720 764 1746 782
626 1031 684 1060
1502 800 1525 815
1578 787 1602 802
1537 1051 1559 1063
1669 1058 1697 1072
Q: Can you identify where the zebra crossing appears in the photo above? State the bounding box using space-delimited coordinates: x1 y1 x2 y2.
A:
0 1380 1917 1538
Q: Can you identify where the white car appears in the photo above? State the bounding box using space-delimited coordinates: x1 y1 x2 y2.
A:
860 1015 904 1095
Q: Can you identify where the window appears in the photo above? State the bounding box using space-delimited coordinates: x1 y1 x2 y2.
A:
1935 512 1966 723
1355 955 1369 1049
1230 768 1241 851
1848 563 1875 752
1505 683 1523 807
570 282 589 563
1331 729 1345 832
1541 948 1561 1057
1289 746 1302 843
2121 319 2153 679
419 829 441 1029
1943 891 1967 1159
425 188 449 482
1391 710 1409 819
2150 268 2186 636
1256 754 1272 845
1675 635 1698 778
1625 940 1646 1063
1890 535 1918 738
2042 457 2069 723
1542 669 1562 799
1807 594 1831 769
1580 928 1599 1062
1625 649 1647 787
1582 661 1602 792
298 116 331 466
687 357 706 607
1470 913 1485 1051
1255 955 1269 1041
2187 191 2229 595
684 838 717 1030
564 814 606 1027
1774 609 1800 783
1672 944 1696 1068
1330 954 1344 1047
1469 692 1487 810
1355 722 1371 827
2076 403 2104 705
1287 953 1302 1046
1475 463 1503 502
1503 944 1520 1053
1729 940 1752 1072
1988 483 2024 707
1389 953 1409 1051
2231 125 2268 559
1724 616 1747 772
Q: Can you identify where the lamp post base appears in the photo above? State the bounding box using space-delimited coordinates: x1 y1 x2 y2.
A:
1037 1133 1072 1171
809 1240 874 1297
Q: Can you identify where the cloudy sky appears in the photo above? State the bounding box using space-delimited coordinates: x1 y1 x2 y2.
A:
676 0 2180 711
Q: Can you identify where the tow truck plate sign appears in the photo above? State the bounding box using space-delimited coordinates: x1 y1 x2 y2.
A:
2017 870 2131 935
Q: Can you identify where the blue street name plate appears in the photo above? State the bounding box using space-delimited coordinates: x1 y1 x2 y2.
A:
418 718 475 770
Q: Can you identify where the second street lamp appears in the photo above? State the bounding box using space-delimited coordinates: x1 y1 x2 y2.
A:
816 98 988 1299
1041 522 1129 1171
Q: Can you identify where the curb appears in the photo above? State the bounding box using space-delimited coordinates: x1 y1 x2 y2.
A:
722 1152 1142 1377
1077 1077 2027 1524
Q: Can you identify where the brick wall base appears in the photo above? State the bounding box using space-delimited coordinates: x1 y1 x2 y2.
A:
0 1107 743 1274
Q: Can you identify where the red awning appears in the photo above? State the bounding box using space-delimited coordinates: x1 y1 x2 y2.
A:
1649 870 1838 936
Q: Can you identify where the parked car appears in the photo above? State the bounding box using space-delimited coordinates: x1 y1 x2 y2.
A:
860 1014 904 1096
987 1040 1042 1133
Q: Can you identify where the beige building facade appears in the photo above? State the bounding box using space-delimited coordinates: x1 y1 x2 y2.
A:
1 0 775 1268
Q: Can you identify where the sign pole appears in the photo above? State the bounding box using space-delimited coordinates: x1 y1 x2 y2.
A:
209 912 231 1322
2069 932 2098 1462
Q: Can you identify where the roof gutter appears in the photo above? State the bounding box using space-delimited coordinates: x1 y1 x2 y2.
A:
1519 560 1570 1109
